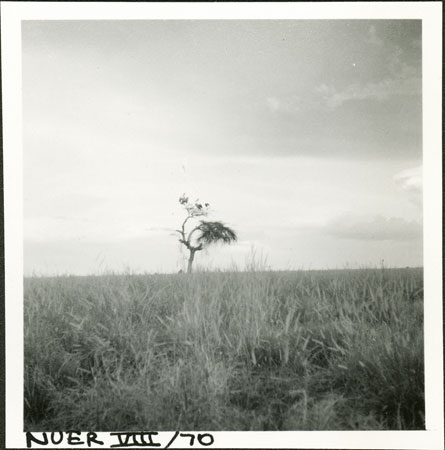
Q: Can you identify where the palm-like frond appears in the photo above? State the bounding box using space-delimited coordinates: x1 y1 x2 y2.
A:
197 221 237 245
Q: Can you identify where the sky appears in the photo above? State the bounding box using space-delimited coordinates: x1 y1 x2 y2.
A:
22 20 423 275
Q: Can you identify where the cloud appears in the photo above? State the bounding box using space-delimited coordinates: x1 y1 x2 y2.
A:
324 215 422 242
266 95 300 114
366 25 384 46
266 97 281 113
393 166 422 207
393 166 422 194
316 73 421 109
315 39 421 110
268 60 420 115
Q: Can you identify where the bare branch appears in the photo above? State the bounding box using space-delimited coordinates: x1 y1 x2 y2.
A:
186 226 201 244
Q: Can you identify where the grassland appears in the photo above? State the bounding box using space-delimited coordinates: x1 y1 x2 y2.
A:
24 267 424 431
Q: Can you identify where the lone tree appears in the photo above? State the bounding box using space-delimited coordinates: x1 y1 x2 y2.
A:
175 194 237 273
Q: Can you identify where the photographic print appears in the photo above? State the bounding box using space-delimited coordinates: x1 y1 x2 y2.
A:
2 2 443 449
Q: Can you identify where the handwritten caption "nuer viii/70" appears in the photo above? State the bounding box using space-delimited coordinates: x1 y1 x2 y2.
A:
26 431 215 448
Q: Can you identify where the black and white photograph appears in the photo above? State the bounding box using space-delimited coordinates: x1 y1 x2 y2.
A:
2 2 443 449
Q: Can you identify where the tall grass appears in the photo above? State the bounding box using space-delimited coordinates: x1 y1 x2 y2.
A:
24 267 424 430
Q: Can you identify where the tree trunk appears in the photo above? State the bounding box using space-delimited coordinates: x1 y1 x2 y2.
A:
187 249 196 273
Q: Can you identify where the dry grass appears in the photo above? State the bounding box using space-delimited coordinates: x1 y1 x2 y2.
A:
24 266 424 431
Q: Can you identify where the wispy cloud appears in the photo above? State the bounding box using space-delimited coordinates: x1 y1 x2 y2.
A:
315 27 421 110
394 166 422 193
268 62 420 114
393 166 422 207
265 97 281 112
266 95 300 113
366 24 384 46
324 214 422 242
315 70 421 109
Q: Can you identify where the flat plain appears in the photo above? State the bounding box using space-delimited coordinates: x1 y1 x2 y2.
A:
24 267 424 431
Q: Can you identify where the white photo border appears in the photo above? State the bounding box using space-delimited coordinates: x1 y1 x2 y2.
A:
2 1 443 449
